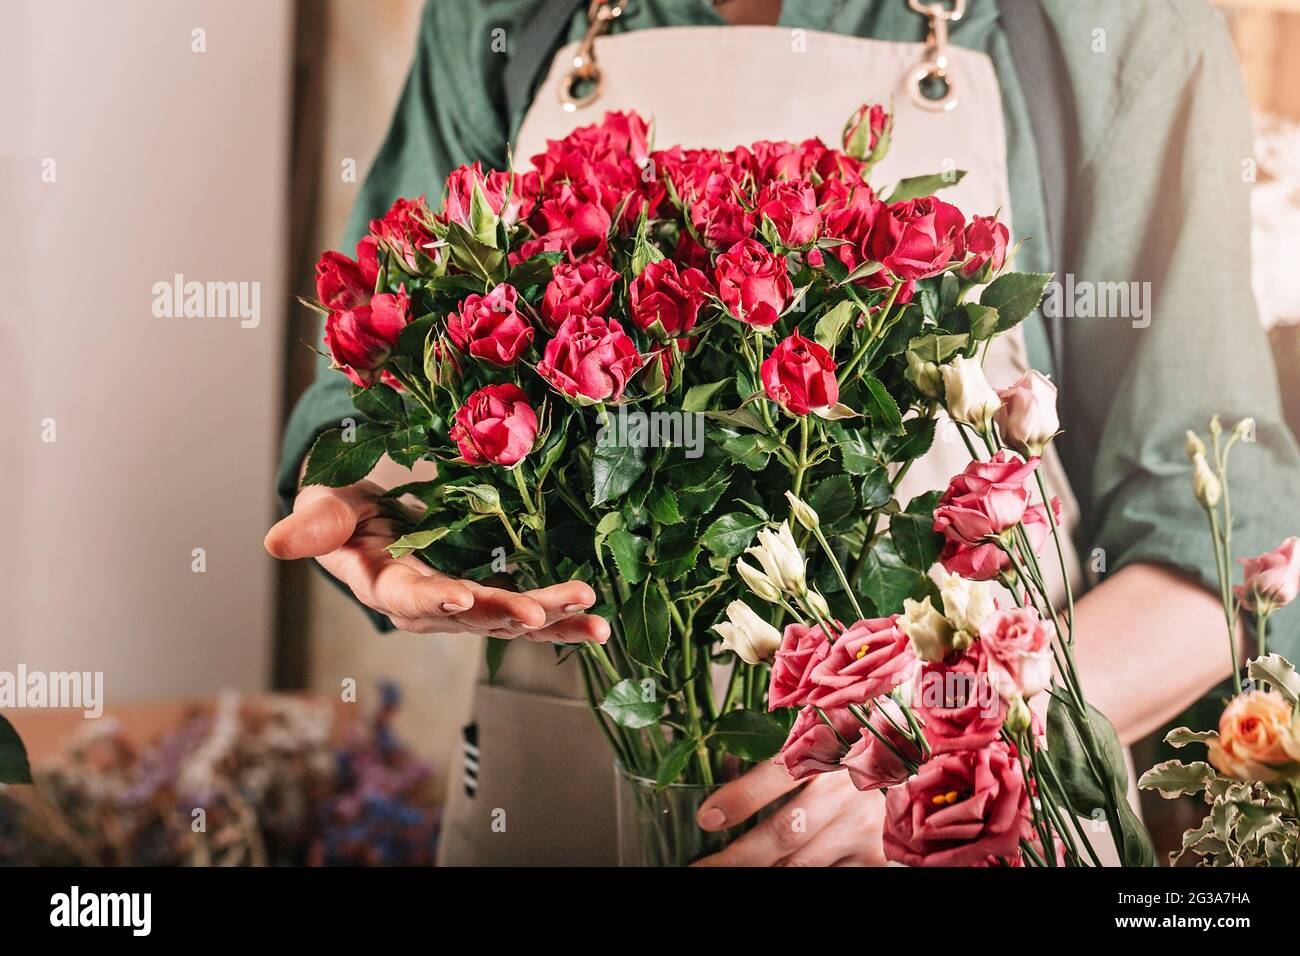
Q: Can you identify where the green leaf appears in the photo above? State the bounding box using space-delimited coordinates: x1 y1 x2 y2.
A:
861 375 904 435
651 523 702 581
908 332 969 364
814 300 857 352
352 382 407 424
700 512 765 559
655 738 697 790
1165 727 1219 749
858 465 893 511
858 539 922 616
721 432 780 471
646 486 682 525
0 714 31 785
1138 760 1215 799
711 709 787 762
485 637 510 684
682 380 730 412
303 424 388 487
623 580 671 673
809 474 857 527
607 528 649 584
890 490 943 571
1248 654 1300 704
386 527 451 559
886 169 967 202
600 678 665 729
592 440 646 506
508 252 562 292
445 220 506 283
981 271 1054 333
961 303 1000 341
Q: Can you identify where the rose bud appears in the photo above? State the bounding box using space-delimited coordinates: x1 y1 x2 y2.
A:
883 741 1031 867
994 369 1060 455
324 287 411 388
775 704 860 781
447 283 534 367
1208 690 1300 783
841 103 892 165
369 196 437 272
979 606 1055 701
960 215 1011 282
760 331 839 416
755 180 822 248
941 355 1002 433
443 162 535 238
535 314 643 404
865 196 966 280
898 596 956 663
713 601 783 665
807 615 920 709
540 259 619 334
629 258 714 338
1235 537 1300 613
449 383 539 467
315 238 380 311
714 238 793 328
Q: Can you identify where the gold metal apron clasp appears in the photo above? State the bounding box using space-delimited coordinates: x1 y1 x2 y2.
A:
559 0 629 112
904 0 965 113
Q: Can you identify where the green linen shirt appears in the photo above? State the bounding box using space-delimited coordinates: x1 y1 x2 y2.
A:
278 0 1300 659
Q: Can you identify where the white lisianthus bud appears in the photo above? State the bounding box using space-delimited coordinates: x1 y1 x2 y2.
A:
940 355 1002 433
736 559 782 603
1185 430 1205 460
784 490 820 532
1234 417 1255 441
745 522 807 596
1209 415 1223 438
939 572 999 635
712 601 783 665
805 589 830 620
898 596 956 663
993 370 1060 456
905 351 944 400
1004 696 1033 735
1192 452 1221 508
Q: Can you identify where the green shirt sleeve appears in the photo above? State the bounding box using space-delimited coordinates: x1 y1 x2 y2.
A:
1045 1 1300 659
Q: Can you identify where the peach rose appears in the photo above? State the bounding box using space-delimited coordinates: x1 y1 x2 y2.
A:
1207 691 1300 783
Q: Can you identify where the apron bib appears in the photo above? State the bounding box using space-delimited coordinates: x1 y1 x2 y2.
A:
439 24 1085 867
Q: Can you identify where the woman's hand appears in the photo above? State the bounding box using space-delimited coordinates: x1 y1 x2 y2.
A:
264 481 609 644
691 760 886 866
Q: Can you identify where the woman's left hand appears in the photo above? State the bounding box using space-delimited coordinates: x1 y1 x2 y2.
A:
691 760 886 866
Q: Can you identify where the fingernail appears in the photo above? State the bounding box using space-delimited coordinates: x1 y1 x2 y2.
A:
562 603 588 613
509 618 531 629
698 807 726 831
441 602 470 613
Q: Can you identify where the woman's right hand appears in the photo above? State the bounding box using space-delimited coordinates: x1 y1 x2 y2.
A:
264 481 610 644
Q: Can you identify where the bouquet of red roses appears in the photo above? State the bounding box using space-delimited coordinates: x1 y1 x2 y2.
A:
301 103 1139 865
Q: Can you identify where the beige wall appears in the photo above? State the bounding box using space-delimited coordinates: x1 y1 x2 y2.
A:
2 1 292 699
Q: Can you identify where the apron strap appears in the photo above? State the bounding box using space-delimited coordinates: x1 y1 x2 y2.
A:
995 0 1074 389
504 0 589 134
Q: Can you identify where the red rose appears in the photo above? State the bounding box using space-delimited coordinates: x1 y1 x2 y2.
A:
761 331 839 416
755 180 822 247
629 259 714 337
540 259 618 333
776 704 860 781
369 196 437 272
866 196 966 280
443 162 535 230
315 238 379 311
806 616 919 709
690 173 755 251
450 383 538 467
883 740 1032 866
817 179 878 274
767 621 831 710
961 215 1010 281
841 103 891 162
324 287 411 388
912 642 1006 754
536 314 643 403
447 283 533 367
738 139 826 184
715 238 792 328
521 182 612 261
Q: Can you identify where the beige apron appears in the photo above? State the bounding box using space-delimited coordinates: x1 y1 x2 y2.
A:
438 24 1086 866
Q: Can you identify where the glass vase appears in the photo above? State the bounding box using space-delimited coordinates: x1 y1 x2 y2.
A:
614 762 747 867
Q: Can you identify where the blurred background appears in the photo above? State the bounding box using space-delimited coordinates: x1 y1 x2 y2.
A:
2 0 1299 864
